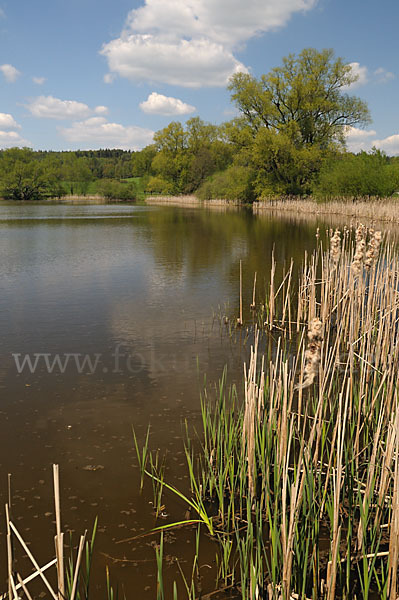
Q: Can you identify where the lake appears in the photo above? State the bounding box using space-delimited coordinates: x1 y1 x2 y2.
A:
0 202 331 597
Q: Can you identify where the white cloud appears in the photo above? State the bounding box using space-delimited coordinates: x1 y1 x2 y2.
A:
60 117 154 150
102 35 247 88
345 126 376 153
104 73 116 84
125 0 318 47
140 92 195 115
0 130 31 149
0 63 21 83
372 134 399 156
94 105 109 115
0 111 30 148
32 76 46 85
374 67 395 84
25 96 109 120
344 62 368 90
0 113 21 130
101 0 317 87
0 8 5 18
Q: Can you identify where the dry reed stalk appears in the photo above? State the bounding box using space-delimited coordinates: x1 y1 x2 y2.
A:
5 504 16 600
326 379 349 600
243 330 266 498
374 400 399 525
356 405 385 551
53 464 65 600
281 260 293 327
243 348 256 498
70 532 87 600
251 271 257 310
16 574 33 600
237 259 243 326
387 430 399 598
269 251 275 329
9 521 58 600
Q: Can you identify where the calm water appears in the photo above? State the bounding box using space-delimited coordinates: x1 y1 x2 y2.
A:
0 202 327 597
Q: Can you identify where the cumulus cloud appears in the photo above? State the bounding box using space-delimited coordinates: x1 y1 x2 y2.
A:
0 130 31 148
32 76 46 85
374 67 395 84
60 117 154 150
25 96 109 120
0 63 21 82
0 114 30 148
94 105 109 115
101 0 317 87
0 113 21 130
344 126 376 153
140 92 195 115
372 134 399 156
102 35 246 88
344 62 369 90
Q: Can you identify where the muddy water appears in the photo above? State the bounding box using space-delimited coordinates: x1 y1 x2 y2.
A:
0 202 328 598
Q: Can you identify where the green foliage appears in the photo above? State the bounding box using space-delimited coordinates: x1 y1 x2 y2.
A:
150 117 234 194
145 175 175 195
227 48 371 196
314 149 399 198
97 178 138 200
0 148 56 200
197 165 256 202
228 48 371 148
252 129 324 196
131 145 157 177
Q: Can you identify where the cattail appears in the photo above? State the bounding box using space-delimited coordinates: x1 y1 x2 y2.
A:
364 230 382 270
330 229 341 266
295 318 323 390
351 224 366 276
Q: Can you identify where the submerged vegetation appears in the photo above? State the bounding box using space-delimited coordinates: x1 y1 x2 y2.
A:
137 225 399 598
1 49 398 202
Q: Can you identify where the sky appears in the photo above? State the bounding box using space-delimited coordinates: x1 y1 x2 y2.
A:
0 0 398 154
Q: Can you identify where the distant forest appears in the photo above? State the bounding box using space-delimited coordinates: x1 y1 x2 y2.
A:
1 49 399 202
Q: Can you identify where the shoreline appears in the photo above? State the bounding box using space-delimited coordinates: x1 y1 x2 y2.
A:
253 197 399 223
145 195 240 209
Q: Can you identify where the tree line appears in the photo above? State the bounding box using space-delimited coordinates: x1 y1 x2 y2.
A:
1 48 398 202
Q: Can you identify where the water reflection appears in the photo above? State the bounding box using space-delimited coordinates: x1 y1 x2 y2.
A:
0 202 344 596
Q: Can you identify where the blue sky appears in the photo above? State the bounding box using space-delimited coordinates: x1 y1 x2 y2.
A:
0 0 398 153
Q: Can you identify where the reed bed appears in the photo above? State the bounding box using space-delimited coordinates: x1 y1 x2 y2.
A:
253 197 399 224
145 195 240 209
145 224 399 599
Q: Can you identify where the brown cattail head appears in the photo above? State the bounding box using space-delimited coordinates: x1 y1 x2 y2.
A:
330 229 341 266
364 230 382 270
296 318 323 390
352 224 367 276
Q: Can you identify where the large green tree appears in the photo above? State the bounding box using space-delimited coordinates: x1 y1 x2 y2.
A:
228 48 371 195
0 148 54 200
228 48 371 149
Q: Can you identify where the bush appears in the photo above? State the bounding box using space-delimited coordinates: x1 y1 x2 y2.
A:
97 178 138 200
197 165 256 202
145 175 175 195
314 149 399 198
